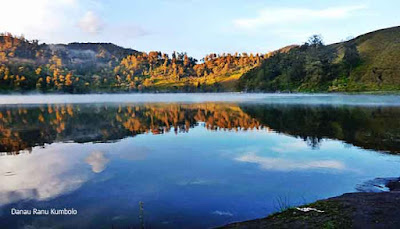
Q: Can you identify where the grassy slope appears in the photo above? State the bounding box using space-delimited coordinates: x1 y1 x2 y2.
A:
239 26 400 92
334 26 400 91
150 71 244 91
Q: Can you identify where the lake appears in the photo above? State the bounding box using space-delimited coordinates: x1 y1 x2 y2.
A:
1 93 400 228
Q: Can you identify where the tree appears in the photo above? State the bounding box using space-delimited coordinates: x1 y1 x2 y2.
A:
342 42 360 71
307 35 324 48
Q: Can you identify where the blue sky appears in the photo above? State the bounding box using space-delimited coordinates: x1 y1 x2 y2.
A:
1 0 400 59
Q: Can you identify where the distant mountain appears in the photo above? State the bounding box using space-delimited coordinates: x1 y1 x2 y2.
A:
0 34 144 92
238 26 400 92
61 42 139 64
0 35 138 66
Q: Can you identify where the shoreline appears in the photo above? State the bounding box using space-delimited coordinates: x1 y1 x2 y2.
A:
0 91 400 95
221 178 400 228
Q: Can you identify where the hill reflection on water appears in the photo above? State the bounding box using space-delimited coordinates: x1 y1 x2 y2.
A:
1 102 400 155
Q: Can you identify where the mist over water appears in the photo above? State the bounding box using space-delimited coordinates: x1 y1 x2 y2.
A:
0 93 399 106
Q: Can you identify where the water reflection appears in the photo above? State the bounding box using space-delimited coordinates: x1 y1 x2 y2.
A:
0 103 262 154
235 152 345 171
86 151 109 173
0 103 399 155
241 104 400 153
1 102 400 228
0 145 89 206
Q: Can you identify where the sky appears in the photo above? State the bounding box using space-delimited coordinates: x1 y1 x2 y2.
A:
0 0 399 59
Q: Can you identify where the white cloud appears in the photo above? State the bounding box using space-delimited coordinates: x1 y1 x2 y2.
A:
0 0 148 46
78 11 104 34
0 0 79 39
234 5 367 29
235 152 345 171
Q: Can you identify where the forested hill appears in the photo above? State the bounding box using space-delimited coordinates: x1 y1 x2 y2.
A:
238 26 400 92
0 33 267 93
1 26 400 93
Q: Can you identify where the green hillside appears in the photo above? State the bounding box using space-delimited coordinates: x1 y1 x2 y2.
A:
340 26 400 90
238 26 400 92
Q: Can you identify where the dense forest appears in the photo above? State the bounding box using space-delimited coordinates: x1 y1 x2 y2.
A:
0 33 266 93
1 26 400 93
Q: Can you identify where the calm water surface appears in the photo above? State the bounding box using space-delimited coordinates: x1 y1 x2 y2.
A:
1 94 400 228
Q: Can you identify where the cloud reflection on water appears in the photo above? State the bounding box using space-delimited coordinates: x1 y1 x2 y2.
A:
0 147 88 206
86 151 109 173
235 152 345 171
